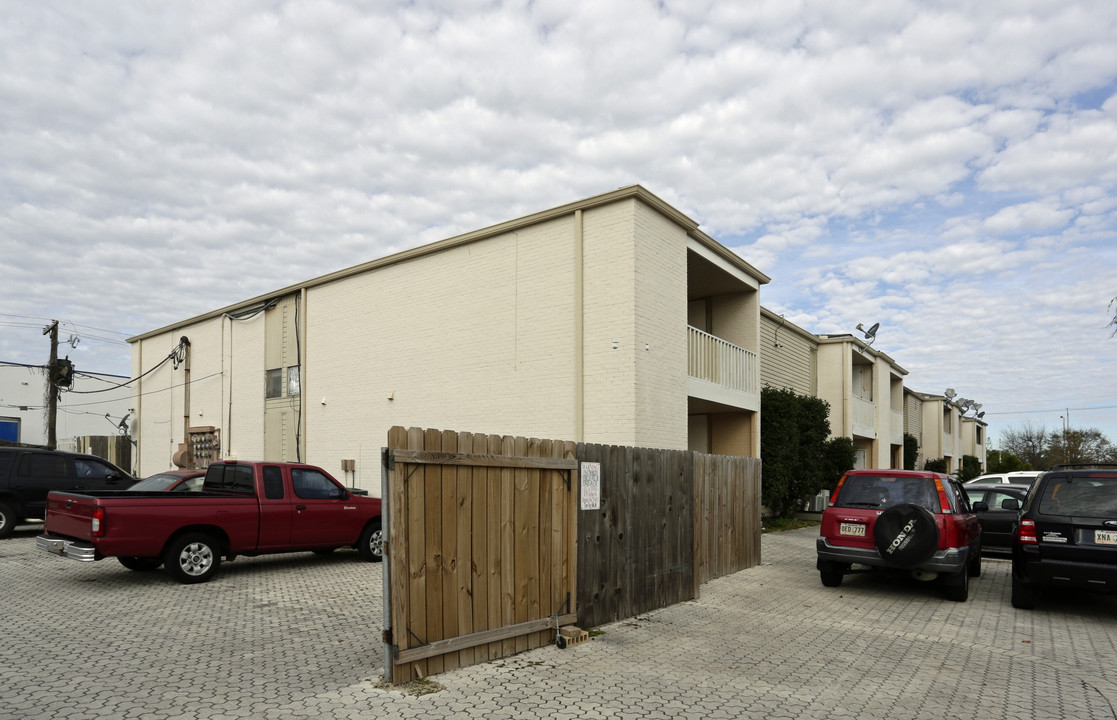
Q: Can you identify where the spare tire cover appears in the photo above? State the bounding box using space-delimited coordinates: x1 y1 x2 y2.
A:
873 503 939 567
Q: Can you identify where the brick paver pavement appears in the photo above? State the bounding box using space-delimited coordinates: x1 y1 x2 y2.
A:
3 524 1116 719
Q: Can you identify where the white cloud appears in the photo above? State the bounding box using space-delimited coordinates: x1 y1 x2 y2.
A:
2 0 1117 441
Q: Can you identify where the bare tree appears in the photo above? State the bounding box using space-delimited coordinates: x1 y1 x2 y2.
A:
1000 422 1052 469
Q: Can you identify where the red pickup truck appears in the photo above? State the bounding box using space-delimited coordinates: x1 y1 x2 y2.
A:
36 461 382 584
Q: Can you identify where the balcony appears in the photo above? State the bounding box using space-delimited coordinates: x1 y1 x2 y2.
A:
851 396 875 438
890 410 904 445
687 326 759 411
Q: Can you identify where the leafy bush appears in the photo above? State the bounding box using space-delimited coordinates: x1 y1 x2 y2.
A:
903 433 920 470
958 454 982 481
760 386 853 518
923 457 947 473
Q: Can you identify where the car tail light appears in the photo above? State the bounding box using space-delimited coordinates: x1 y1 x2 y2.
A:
91 506 105 538
933 477 952 514
830 474 849 507
1017 519 1037 544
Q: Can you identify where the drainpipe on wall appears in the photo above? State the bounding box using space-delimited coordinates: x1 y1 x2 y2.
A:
574 209 584 442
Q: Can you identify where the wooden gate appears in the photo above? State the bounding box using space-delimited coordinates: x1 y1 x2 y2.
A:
383 427 579 683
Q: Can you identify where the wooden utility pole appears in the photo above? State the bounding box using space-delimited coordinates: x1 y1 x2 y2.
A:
43 320 59 450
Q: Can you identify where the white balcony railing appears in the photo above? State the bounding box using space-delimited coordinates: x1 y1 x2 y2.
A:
852 396 876 435
890 410 904 445
687 326 758 395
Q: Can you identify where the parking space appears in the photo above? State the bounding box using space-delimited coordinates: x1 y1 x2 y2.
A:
4 524 1117 719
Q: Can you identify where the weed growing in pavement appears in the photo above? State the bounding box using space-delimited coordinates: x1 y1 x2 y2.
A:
376 678 443 696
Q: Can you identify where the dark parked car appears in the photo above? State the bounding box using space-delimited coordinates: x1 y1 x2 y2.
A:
817 469 986 602
127 469 206 492
1012 464 1117 609
963 483 1027 551
0 447 134 538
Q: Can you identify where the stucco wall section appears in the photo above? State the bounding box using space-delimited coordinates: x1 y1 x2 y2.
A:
132 315 265 476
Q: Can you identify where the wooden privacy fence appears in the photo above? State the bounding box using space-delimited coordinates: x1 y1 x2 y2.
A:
575 443 762 629
382 426 762 683
383 427 578 684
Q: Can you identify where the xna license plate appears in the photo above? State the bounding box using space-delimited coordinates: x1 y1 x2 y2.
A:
1095 530 1117 545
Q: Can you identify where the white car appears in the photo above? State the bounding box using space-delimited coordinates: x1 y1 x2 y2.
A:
964 471 1041 487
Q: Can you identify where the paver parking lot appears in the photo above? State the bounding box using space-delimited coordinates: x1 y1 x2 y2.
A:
3 523 1117 719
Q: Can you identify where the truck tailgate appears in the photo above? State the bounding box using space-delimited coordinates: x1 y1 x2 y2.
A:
44 492 99 541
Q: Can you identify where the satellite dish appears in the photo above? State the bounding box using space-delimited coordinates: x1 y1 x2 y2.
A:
944 388 957 399
855 322 880 345
973 403 982 412
977 411 985 419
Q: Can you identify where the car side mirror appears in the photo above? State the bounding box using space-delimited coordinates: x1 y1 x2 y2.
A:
1002 498 1020 511
972 501 989 512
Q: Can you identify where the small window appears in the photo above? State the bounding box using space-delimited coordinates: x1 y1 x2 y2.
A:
291 468 342 500
287 366 301 396
263 466 285 499
266 369 283 398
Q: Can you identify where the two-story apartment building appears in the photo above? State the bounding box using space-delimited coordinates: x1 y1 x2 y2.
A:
128 186 769 482
815 335 906 469
904 389 988 472
758 310 906 469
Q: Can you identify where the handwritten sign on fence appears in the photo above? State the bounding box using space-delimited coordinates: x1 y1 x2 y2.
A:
580 462 601 510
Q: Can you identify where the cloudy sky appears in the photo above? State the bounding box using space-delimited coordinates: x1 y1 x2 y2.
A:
2 0 1115 448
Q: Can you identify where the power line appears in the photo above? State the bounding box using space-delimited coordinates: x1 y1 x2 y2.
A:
984 404 1117 416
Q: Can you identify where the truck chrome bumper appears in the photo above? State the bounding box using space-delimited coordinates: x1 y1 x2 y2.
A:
36 535 97 562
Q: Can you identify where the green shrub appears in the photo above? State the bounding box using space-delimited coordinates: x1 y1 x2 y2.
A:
760 386 852 518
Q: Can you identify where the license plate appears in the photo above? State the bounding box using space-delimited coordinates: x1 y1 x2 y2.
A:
840 522 866 537
1096 530 1117 545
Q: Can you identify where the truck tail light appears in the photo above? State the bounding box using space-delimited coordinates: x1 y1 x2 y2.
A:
1017 519 1037 544
91 506 105 538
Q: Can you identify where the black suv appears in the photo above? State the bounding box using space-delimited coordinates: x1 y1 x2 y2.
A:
1011 464 1117 609
0 447 134 538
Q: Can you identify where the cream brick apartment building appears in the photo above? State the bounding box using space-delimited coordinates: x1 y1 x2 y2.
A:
759 308 987 471
129 186 769 485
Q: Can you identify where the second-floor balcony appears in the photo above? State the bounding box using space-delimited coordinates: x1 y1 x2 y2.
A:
890 409 904 445
687 326 759 411
851 395 875 438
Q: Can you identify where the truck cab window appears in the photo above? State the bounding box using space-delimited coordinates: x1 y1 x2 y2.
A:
291 469 342 500
263 466 284 499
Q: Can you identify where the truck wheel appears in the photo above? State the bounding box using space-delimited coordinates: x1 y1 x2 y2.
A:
164 533 222 584
1011 576 1038 609
358 520 383 563
0 501 15 539
118 556 163 572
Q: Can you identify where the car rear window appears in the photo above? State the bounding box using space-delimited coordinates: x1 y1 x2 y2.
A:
1037 475 1117 518
834 475 942 513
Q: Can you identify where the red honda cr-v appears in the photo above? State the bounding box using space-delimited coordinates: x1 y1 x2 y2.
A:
816 469 986 602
